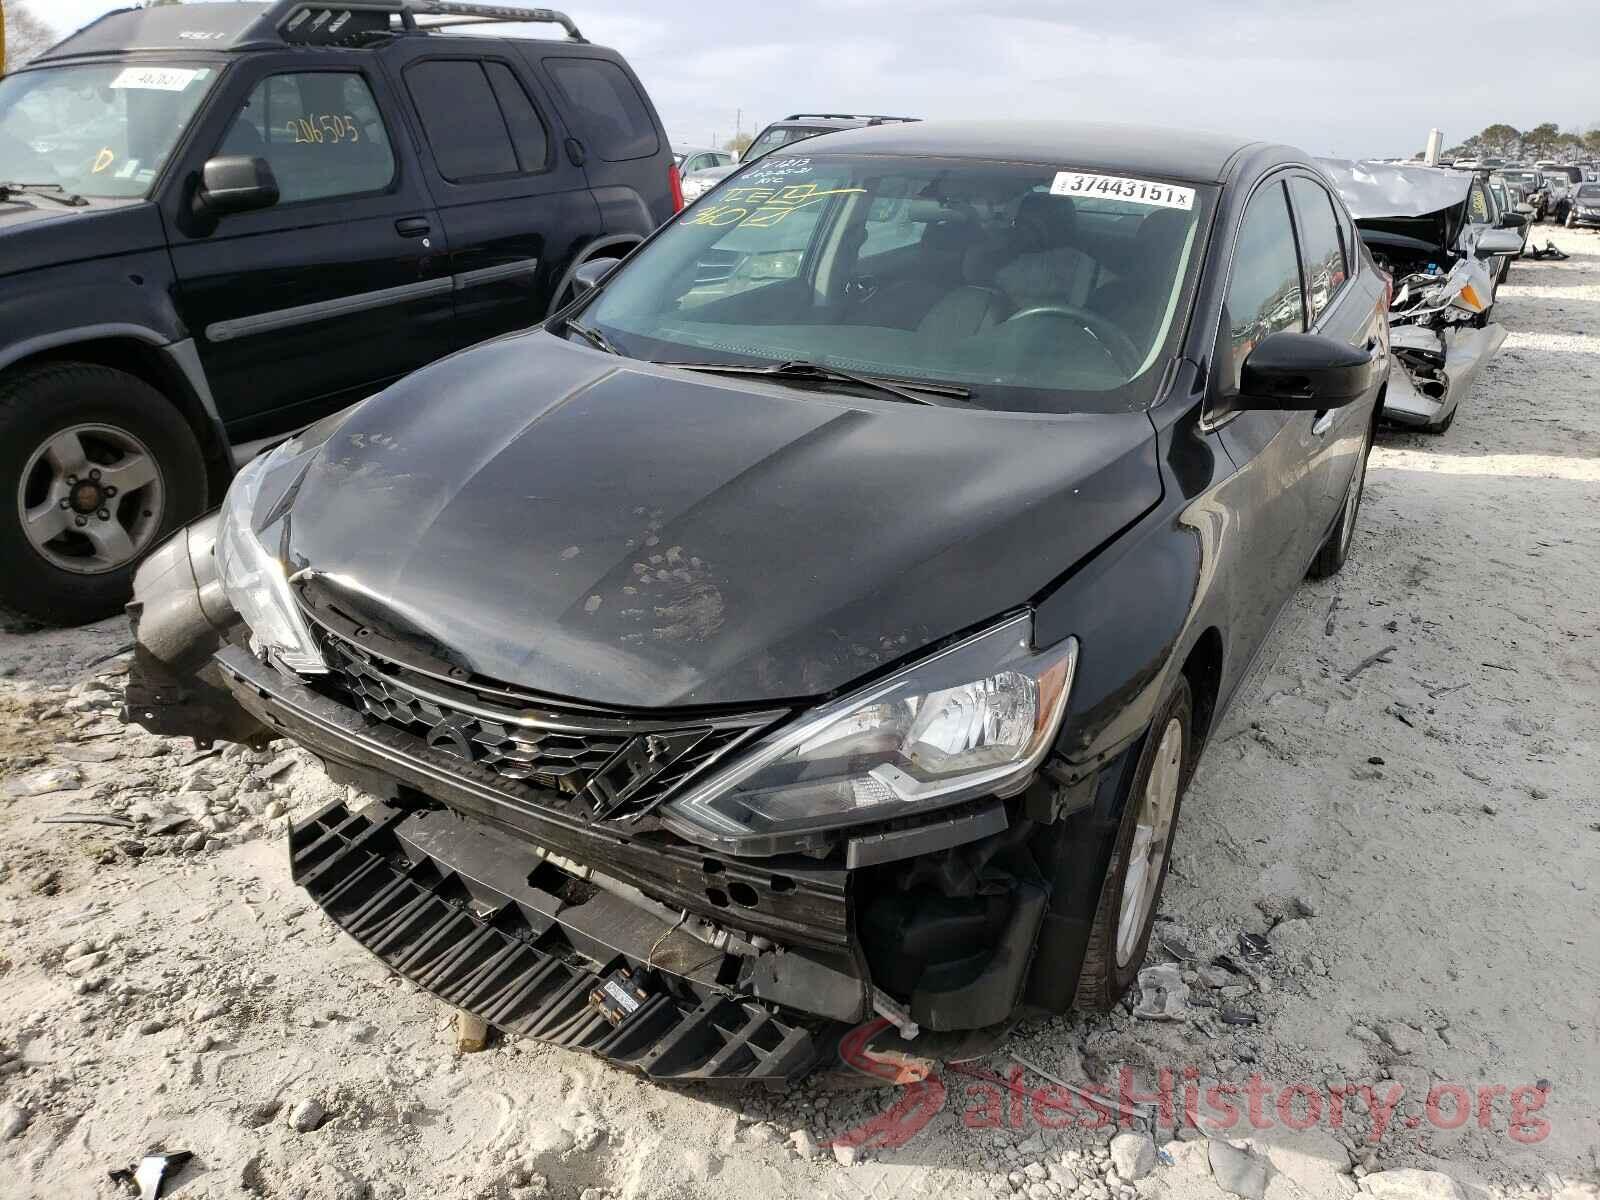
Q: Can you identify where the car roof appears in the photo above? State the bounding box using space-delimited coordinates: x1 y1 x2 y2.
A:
36 1 592 62
776 120 1278 185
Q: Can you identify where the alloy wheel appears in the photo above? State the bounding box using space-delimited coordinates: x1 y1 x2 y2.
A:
17 423 165 574
1115 715 1183 967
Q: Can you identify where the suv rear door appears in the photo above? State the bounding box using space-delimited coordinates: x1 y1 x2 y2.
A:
383 41 600 349
532 47 675 234
166 52 452 440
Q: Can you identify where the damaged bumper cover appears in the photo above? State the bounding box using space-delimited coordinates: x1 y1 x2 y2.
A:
290 797 819 1083
1383 322 1507 429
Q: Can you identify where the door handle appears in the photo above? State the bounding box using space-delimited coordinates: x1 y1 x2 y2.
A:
1311 411 1335 436
395 217 431 238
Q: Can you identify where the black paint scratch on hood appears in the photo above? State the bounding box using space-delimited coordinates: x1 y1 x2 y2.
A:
285 331 1161 708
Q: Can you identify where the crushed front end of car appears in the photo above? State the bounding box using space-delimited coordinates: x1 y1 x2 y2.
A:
123 345 1151 1085
1317 159 1509 430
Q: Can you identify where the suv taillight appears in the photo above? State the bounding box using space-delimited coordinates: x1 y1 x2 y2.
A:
668 162 684 214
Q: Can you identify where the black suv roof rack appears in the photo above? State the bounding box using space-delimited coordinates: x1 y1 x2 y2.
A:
269 1 586 46
781 113 919 125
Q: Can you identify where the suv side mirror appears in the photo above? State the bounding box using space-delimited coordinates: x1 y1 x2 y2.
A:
198 155 279 216
1472 228 1523 258
571 257 617 299
1498 211 1527 230
1239 331 1377 410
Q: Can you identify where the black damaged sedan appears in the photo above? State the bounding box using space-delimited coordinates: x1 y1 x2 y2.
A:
128 121 1388 1081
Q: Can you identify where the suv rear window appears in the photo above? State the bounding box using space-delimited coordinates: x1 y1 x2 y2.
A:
406 60 518 181
542 57 658 162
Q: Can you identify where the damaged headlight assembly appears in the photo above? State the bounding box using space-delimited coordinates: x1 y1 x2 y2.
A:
215 450 326 675
661 614 1077 855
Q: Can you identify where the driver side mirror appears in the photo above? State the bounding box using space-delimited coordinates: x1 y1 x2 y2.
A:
1239 331 1377 410
197 155 279 217
571 257 618 299
1472 228 1523 258
1498 211 1528 230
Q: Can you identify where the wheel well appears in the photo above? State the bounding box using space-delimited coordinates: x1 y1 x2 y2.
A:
1180 627 1225 747
545 238 641 318
4 338 229 503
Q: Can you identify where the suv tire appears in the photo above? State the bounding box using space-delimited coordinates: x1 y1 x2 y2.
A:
1073 677 1194 1010
0 363 206 626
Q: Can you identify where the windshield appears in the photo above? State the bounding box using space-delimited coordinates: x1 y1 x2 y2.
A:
0 63 218 199
740 126 825 164
1577 185 1600 200
1502 171 1535 186
580 154 1213 414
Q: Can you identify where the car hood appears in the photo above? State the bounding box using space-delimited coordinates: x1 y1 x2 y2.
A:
0 197 162 279
283 332 1161 709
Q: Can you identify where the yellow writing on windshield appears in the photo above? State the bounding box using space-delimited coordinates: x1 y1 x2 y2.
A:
684 183 866 229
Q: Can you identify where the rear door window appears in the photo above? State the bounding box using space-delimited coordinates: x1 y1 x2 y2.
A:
1287 177 1348 324
405 59 518 181
543 57 659 161
1226 180 1305 390
484 62 549 173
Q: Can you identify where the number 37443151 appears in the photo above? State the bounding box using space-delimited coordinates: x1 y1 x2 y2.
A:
285 114 363 145
1049 171 1194 211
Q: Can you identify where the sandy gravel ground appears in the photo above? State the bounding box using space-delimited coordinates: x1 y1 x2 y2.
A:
1 230 1597 1200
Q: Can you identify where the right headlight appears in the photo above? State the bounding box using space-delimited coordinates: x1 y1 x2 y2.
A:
660 615 1077 856
215 451 325 675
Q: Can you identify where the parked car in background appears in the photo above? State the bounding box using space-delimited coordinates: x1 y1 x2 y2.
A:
129 120 1388 1079
1569 182 1600 228
1319 159 1517 433
673 146 733 176
679 112 917 202
1541 172 1574 225
1500 168 1551 219
0 0 680 625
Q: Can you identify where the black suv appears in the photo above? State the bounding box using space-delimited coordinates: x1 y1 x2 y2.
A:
0 0 680 625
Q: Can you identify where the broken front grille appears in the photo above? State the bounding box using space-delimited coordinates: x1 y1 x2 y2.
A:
313 627 776 820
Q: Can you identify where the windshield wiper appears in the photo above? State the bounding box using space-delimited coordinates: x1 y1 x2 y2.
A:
564 318 621 355
0 182 87 207
661 360 970 406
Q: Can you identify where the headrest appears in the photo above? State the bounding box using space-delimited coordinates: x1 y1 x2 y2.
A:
1014 193 1077 248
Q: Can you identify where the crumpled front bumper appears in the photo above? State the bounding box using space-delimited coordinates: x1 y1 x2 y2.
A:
290 797 821 1083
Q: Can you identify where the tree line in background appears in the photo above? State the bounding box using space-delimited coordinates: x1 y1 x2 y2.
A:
1440 121 1600 162
3 0 184 70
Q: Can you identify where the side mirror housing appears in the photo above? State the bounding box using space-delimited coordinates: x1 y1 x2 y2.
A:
1472 227 1523 258
571 257 617 299
1498 211 1527 230
1238 331 1377 411
197 155 279 217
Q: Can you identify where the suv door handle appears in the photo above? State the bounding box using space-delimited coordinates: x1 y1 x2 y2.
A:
395 218 431 238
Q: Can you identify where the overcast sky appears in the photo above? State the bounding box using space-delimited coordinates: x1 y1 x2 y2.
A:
39 0 1600 158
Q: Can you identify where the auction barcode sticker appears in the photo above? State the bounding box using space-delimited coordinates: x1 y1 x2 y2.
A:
110 67 204 92
1050 171 1195 210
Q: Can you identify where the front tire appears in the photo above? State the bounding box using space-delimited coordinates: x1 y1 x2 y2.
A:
1073 678 1194 1010
1308 416 1373 578
0 363 207 625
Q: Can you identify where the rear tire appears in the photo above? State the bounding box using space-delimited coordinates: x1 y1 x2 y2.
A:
1073 678 1194 1011
0 363 207 626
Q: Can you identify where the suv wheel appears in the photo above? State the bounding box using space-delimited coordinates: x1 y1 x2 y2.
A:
1073 677 1194 1010
0 363 206 625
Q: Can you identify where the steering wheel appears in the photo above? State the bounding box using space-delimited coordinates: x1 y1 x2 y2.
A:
1003 305 1142 376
